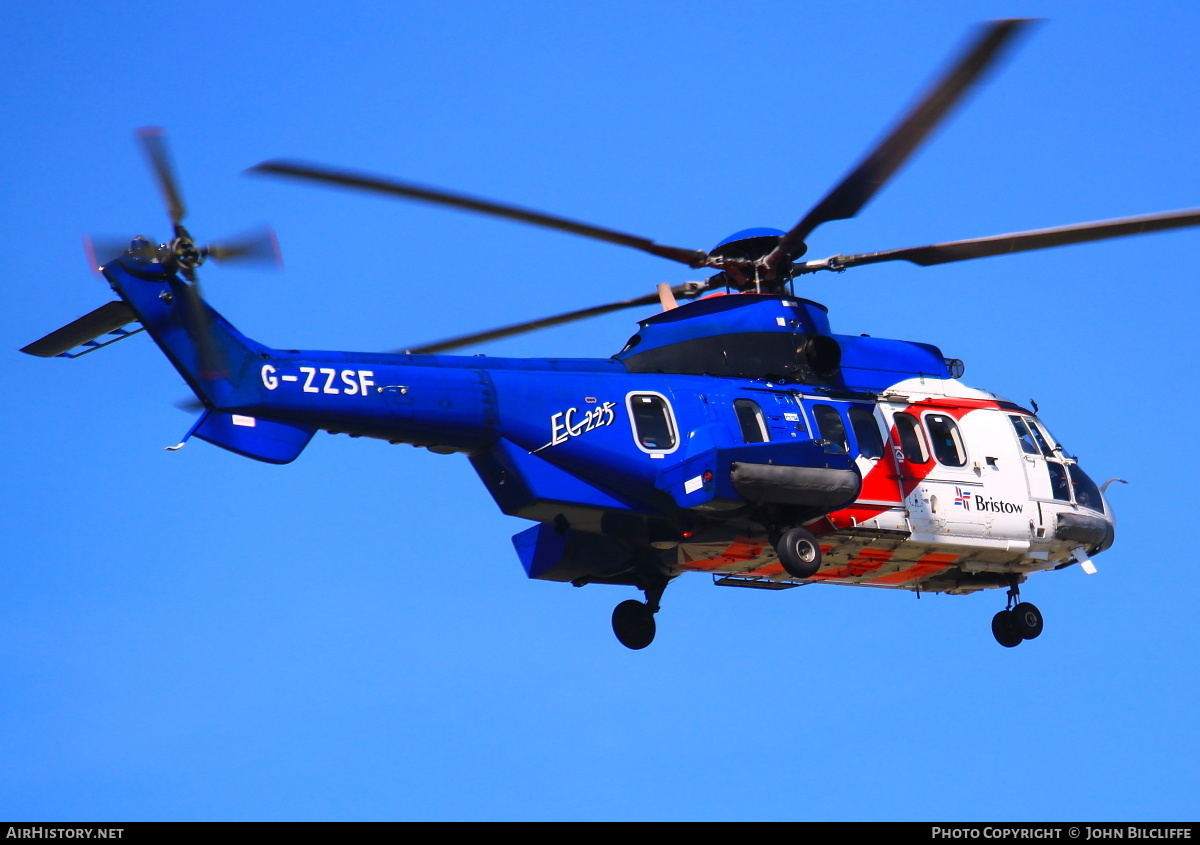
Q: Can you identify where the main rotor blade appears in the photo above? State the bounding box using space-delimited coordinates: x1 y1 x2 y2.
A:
249 160 710 268
806 208 1200 271
137 127 188 229
768 19 1033 266
401 283 707 355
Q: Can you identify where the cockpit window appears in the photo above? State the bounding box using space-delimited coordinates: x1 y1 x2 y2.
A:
1036 421 1070 458
733 399 769 444
1028 420 1056 458
924 413 966 467
1069 464 1105 512
893 412 929 464
1009 416 1040 455
849 407 885 459
628 393 677 451
812 405 848 454
1048 462 1071 502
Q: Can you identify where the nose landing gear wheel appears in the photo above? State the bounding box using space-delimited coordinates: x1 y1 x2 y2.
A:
612 599 656 650
991 610 1023 648
1012 602 1043 640
776 526 822 579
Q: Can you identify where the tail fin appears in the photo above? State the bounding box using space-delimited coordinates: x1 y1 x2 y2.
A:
101 254 262 410
25 252 319 465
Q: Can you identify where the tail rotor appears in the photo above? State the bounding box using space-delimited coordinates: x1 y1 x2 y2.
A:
96 128 284 378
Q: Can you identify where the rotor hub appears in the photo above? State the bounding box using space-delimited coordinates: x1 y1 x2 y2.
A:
168 233 205 271
709 228 788 261
701 229 792 292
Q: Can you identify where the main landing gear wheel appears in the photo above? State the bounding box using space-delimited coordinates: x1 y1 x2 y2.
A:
991 579 1044 647
991 610 1023 648
1012 602 1043 640
612 599 656 650
776 526 822 579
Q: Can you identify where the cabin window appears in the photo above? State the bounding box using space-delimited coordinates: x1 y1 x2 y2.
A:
893 412 929 463
1069 464 1105 512
627 393 677 452
812 405 848 454
848 407 885 459
1009 416 1040 455
924 413 966 467
1048 462 1071 502
733 399 769 443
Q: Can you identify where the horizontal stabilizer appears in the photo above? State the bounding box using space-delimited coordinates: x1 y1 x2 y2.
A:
20 301 141 358
192 410 317 465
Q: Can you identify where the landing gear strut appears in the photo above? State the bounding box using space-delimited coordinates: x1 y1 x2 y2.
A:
991 579 1043 648
611 578 667 650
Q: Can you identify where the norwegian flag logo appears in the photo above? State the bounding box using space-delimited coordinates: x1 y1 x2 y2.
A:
954 487 971 510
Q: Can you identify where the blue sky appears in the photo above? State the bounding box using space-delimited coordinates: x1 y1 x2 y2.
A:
2 0 1198 821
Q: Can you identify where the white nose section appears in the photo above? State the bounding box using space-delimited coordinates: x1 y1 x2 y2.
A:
1072 545 1097 575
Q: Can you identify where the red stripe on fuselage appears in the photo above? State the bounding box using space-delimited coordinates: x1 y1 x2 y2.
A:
822 396 1004 532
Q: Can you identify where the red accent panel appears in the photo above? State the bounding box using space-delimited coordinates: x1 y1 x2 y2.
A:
857 458 903 504
825 504 899 530
908 397 1005 417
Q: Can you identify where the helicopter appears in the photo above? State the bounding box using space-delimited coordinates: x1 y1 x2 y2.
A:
22 20 1200 650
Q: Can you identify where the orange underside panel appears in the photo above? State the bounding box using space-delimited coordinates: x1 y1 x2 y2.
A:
677 557 723 572
678 538 765 572
810 547 894 580
866 552 959 585
681 543 961 587
744 562 785 577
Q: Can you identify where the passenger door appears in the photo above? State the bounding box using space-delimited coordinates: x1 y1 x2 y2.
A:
802 398 907 531
917 409 987 537
737 390 809 442
878 405 937 533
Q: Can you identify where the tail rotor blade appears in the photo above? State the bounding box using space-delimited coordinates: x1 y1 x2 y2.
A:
174 396 206 413
178 278 229 379
85 234 164 269
204 226 283 269
136 127 188 230
82 234 105 276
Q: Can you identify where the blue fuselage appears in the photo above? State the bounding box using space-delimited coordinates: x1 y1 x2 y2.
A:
104 255 961 580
